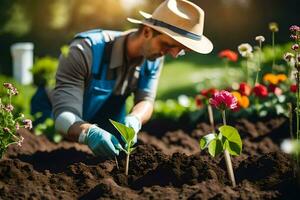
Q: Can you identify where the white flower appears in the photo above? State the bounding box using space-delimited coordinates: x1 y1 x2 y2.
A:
255 35 265 43
280 139 295 154
283 52 295 63
238 43 253 58
178 95 190 107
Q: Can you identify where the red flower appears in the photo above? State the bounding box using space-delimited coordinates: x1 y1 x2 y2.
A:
253 84 268 98
269 84 282 96
239 82 251 96
200 88 218 99
209 90 238 110
218 49 238 62
290 84 298 93
195 95 203 108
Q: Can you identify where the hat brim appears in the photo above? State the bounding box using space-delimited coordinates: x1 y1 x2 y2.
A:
127 11 213 54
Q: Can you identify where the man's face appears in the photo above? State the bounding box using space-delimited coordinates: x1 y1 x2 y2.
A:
141 27 190 61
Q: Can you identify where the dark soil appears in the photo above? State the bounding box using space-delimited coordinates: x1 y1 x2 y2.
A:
0 117 299 200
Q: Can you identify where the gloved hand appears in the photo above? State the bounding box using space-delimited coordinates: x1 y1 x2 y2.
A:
124 115 141 144
81 125 121 158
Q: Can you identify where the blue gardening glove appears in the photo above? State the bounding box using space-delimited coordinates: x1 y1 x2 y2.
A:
81 125 121 158
124 115 141 144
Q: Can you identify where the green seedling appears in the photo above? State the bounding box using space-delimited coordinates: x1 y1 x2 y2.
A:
200 125 242 157
110 119 136 176
200 125 242 187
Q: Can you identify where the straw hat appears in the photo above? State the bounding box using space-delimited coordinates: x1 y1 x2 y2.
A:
127 0 213 54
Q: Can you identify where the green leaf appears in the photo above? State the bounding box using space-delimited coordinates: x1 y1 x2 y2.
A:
109 119 135 143
200 133 216 149
208 138 223 157
128 147 136 154
219 125 242 155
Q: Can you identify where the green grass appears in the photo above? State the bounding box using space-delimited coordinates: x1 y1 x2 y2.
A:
156 53 243 100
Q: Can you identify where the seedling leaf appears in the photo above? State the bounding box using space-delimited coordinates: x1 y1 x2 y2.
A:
200 133 216 149
109 119 135 143
208 138 223 157
219 125 242 155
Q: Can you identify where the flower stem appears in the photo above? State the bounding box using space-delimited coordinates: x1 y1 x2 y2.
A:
272 31 275 71
125 153 130 176
207 104 215 132
255 41 262 85
222 110 236 187
224 59 229 84
296 70 300 167
115 156 119 170
288 102 294 140
245 59 249 84
222 110 227 125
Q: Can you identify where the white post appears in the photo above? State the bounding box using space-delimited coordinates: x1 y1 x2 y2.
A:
10 42 34 85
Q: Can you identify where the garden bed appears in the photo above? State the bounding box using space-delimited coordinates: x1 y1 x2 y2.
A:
0 117 298 199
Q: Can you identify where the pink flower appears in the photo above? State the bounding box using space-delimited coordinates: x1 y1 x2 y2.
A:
290 35 299 40
239 82 251 96
209 90 238 110
253 84 268 98
3 83 13 89
16 123 20 130
17 136 24 147
269 84 282 96
4 104 14 112
2 82 18 95
23 119 32 130
290 25 300 32
290 84 298 93
292 44 299 51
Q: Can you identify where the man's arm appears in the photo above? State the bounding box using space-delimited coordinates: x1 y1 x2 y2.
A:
129 100 154 125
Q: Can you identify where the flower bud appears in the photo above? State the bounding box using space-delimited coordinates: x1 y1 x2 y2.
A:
255 35 265 43
269 22 279 32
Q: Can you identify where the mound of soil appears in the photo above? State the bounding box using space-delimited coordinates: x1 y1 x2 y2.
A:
0 117 299 199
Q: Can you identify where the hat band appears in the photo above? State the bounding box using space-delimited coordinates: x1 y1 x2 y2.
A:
145 18 202 41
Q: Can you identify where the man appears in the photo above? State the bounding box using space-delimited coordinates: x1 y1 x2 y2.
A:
35 0 213 158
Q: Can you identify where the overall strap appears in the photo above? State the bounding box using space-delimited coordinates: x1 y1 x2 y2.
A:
93 41 113 80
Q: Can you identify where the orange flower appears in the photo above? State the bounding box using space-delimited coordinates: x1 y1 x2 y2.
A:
239 96 250 108
277 74 287 82
263 73 278 85
231 91 250 108
263 73 287 85
231 91 242 102
218 49 238 62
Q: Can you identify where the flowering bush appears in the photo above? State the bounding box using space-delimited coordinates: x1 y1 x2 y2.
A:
0 83 32 158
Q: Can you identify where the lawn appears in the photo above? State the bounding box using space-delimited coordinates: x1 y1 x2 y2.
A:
157 52 243 100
